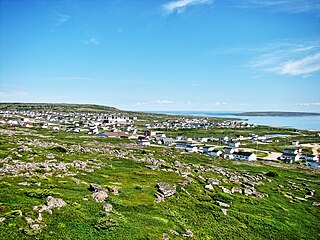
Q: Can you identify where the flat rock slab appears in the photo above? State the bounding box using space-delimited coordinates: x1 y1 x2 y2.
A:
156 182 176 198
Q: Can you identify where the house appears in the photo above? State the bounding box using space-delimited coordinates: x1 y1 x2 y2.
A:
208 150 223 157
185 146 198 152
51 126 60 131
222 147 236 154
176 141 188 149
145 130 156 137
137 140 151 146
283 149 299 155
303 154 319 161
104 131 130 138
281 153 300 163
198 137 208 143
203 147 214 153
228 141 240 148
158 137 174 146
233 152 257 161
292 141 300 146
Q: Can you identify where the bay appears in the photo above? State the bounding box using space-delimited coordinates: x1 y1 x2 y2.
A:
147 111 320 130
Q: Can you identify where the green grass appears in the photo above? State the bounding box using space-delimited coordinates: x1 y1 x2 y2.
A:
0 125 319 239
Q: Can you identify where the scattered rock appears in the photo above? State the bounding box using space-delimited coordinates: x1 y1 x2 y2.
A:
103 204 113 213
89 183 108 193
91 191 108 202
25 217 35 224
18 182 30 186
30 223 46 231
46 153 55 159
312 202 320 207
206 178 221 185
112 187 119 196
0 217 6 223
46 196 67 209
169 230 180 236
163 233 170 240
295 197 307 201
231 187 242 194
156 182 176 198
221 208 228 215
182 229 193 238
205 184 214 190
34 182 41 187
215 201 230 208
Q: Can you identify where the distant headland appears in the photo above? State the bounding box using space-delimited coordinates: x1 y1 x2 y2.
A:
236 111 320 117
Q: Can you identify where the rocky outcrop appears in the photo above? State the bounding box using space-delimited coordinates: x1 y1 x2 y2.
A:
155 182 176 203
89 183 108 202
156 182 176 198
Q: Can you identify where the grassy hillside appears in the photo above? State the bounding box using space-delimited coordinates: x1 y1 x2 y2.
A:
0 125 319 239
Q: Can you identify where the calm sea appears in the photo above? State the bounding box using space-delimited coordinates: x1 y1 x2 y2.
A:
147 111 320 130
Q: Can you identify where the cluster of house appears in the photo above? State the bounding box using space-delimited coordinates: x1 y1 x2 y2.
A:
280 148 319 167
0 110 137 135
136 131 257 161
144 117 255 130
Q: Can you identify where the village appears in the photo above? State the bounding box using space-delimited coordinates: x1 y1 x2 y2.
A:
1 109 319 169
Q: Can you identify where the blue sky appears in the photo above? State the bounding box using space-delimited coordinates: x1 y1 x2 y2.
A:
0 0 319 112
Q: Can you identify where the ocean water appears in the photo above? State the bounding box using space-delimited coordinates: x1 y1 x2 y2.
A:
147 111 320 130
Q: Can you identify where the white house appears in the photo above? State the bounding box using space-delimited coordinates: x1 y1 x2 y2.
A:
198 137 208 143
233 152 257 161
208 150 223 157
281 153 300 163
292 141 300 146
228 141 240 148
222 147 236 154
137 140 151 146
283 149 299 155
304 154 318 161
203 147 215 153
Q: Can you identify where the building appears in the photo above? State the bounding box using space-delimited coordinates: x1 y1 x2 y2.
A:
208 150 223 157
233 152 257 161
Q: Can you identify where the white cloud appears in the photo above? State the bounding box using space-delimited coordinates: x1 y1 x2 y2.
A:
298 102 320 106
51 77 92 81
214 102 227 106
83 38 100 45
235 0 320 14
0 91 29 98
279 53 320 75
56 13 70 26
250 41 320 76
137 100 175 106
163 0 213 14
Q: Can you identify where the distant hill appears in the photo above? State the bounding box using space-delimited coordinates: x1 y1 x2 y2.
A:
237 111 320 117
0 102 120 113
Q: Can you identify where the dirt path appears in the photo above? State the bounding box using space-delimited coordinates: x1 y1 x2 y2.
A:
300 143 320 156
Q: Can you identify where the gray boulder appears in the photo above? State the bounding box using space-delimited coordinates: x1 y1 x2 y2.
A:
156 182 176 198
46 196 67 209
91 191 108 202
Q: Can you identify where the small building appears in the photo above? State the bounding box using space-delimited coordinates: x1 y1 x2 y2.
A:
145 130 156 137
198 137 208 143
233 152 257 161
281 153 300 163
137 140 151 146
203 146 215 153
283 149 299 155
159 137 174 146
303 154 319 161
176 141 188 149
222 147 236 154
228 141 240 148
292 141 300 146
208 150 223 157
